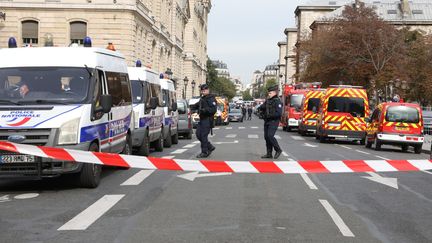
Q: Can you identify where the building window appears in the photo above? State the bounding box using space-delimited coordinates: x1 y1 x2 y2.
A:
22 20 38 45
70 21 87 45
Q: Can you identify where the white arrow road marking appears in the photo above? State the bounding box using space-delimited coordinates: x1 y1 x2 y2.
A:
304 143 318 148
226 134 237 138
319 199 355 237
214 140 239 145
0 195 11 203
362 172 398 189
248 134 259 139
177 172 232 181
121 170 154 186
58 195 125 231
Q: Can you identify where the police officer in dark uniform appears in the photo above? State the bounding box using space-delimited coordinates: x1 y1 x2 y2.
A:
258 85 283 159
193 84 217 158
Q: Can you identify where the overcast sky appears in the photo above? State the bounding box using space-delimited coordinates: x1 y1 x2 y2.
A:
207 0 305 85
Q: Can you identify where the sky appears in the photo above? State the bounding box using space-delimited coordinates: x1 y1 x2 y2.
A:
207 0 305 85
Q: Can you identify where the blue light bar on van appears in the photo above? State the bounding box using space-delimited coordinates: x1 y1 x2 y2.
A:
83 37 92 47
136 60 142 67
8 37 17 48
160 73 164 79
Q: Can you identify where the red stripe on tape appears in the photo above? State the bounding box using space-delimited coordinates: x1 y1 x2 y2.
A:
386 160 419 171
0 142 19 153
93 152 130 168
298 161 330 173
343 160 375 172
201 160 234 172
148 157 182 171
39 147 75 161
251 161 283 173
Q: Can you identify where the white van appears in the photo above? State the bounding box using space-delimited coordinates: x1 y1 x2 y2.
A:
160 78 179 147
129 67 164 155
0 44 132 188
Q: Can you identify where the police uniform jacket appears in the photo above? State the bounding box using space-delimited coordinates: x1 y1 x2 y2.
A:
260 95 282 123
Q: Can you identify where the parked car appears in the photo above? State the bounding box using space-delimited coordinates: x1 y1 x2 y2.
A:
177 99 193 139
229 108 244 122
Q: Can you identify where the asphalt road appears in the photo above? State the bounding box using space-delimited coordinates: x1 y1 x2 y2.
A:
1 116 432 243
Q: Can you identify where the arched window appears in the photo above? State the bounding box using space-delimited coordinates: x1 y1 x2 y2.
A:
70 21 87 45
22 20 39 45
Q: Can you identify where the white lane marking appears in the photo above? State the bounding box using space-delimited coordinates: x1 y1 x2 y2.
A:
319 199 355 237
183 144 197 148
226 134 237 138
214 140 239 145
338 145 352 150
225 127 233 130
282 151 289 157
355 150 370 155
14 193 39 199
375 155 390 160
422 170 432 175
239 127 245 129
121 170 154 186
162 156 175 159
304 143 318 148
291 136 305 141
300 174 318 190
177 172 232 181
275 135 281 140
251 126 259 129
0 195 11 203
213 127 220 130
193 141 200 144
171 149 188 154
248 134 259 139
58 195 125 231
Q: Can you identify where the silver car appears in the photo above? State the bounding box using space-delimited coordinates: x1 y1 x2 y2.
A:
177 99 193 139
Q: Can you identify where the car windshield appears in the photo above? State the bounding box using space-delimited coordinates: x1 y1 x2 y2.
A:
230 109 241 114
328 97 365 117
386 106 419 123
307 98 320 111
177 101 187 114
131 80 144 104
0 67 91 105
290 94 303 107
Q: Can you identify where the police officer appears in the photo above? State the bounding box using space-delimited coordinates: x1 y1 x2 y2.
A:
193 84 217 158
258 85 283 159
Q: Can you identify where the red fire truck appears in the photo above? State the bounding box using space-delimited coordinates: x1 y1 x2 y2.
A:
281 82 321 132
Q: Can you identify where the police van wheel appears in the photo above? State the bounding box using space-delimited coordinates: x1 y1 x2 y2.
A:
172 130 179 145
122 134 132 155
401 144 408 152
138 134 151 156
365 139 372 148
154 133 164 152
164 130 172 148
186 130 193 140
414 145 422 154
319 135 326 143
287 126 292 132
360 138 366 146
77 143 101 188
374 139 382 151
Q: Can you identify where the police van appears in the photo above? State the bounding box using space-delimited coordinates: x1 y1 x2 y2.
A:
129 66 164 155
0 38 132 188
160 78 179 147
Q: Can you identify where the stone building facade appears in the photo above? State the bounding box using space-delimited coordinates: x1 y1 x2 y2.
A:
0 0 211 99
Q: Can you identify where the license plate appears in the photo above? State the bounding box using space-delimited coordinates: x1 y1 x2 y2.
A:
396 127 409 131
0 155 36 163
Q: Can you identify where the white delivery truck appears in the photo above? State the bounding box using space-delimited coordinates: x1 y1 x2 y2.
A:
0 40 132 188
160 78 179 147
129 66 164 155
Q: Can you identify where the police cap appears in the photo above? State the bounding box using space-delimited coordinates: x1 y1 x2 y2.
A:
200 83 209 90
267 85 279 92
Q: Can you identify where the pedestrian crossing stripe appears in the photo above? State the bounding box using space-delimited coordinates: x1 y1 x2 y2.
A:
1 142 431 174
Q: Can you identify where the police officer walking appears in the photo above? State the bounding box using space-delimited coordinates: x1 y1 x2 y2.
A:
258 85 283 159
193 84 217 158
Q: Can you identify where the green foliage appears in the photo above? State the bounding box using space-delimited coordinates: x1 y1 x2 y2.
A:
242 89 253 100
207 58 236 100
265 78 277 91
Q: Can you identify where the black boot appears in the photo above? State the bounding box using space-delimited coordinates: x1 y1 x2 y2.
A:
273 150 282 159
261 154 273 159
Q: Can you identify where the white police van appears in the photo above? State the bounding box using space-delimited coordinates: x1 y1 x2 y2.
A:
129 66 164 155
0 38 132 188
160 78 179 147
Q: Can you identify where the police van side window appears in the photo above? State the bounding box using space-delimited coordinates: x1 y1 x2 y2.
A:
162 90 170 109
106 72 131 106
143 82 152 114
92 70 104 120
150 83 163 107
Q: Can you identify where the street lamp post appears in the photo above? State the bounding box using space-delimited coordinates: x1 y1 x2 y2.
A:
191 80 196 97
183 76 189 99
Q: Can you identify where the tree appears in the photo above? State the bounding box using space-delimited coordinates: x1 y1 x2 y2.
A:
206 58 236 99
242 89 253 100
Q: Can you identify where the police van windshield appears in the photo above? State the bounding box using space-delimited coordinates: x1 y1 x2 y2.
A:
386 106 419 123
328 97 365 117
131 80 145 104
307 98 320 111
217 103 224 111
0 67 91 104
290 94 303 108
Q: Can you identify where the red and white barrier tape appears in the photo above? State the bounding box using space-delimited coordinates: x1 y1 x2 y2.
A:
0 142 431 174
